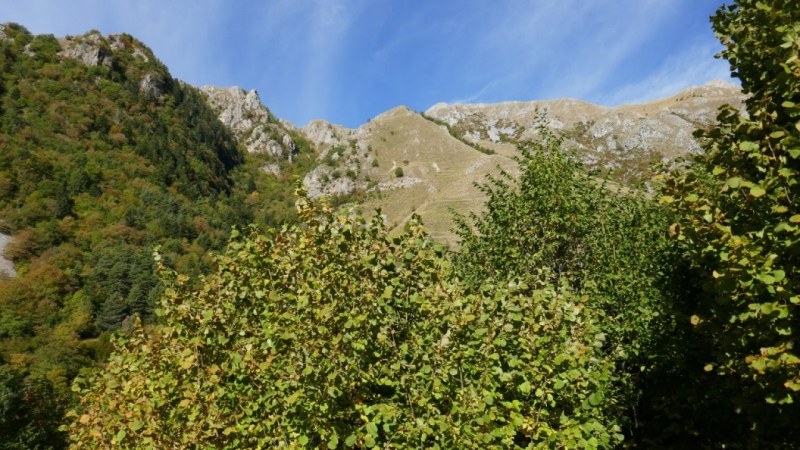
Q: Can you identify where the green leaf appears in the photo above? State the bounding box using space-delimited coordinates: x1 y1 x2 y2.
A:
770 130 785 139
327 435 339 449
749 185 766 197
739 141 759 151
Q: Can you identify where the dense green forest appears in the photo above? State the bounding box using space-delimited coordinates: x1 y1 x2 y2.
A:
0 24 317 448
2 0 800 448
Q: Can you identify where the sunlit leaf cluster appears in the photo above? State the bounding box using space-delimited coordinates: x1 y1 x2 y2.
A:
66 193 621 449
662 0 800 442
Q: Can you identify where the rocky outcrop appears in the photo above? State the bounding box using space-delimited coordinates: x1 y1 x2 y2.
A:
299 116 378 198
425 80 745 183
0 233 16 277
302 120 351 148
139 72 167 97
303 169 357 198
200 86 297 159
56 32 151 69
58 32 113 68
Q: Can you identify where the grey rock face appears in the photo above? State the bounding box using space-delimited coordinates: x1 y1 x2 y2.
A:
200 86 297 159
425 80 745 183
58 33 113 67
302 120 348 147
140 72 167 97
0 233 16 277
303 168 357 198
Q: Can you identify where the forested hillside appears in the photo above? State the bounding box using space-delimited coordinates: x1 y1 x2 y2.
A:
0 24 315 448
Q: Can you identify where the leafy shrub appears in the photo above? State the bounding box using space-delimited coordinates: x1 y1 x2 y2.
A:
454 129 682 441
66 193 623 449
394 167 404 178
661 0 800 443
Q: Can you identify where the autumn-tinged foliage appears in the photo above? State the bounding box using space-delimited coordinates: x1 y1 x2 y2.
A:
0 25 314 448
662 0 800 445
66 193 623 449
6 0 800 447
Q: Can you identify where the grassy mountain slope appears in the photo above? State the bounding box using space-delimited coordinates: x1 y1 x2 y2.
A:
110 79 735 254
302 106 517 244
297 83 742 245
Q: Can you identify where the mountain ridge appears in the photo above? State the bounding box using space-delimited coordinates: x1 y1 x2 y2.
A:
272 81 743 244
27 24 744 245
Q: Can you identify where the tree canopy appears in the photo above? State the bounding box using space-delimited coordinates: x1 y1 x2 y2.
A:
65 193 624 449
662 0 800 444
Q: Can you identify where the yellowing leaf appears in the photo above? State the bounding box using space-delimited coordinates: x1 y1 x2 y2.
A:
749 185 767 197
286 390 303 405
668 223 680 238
180 354 196 369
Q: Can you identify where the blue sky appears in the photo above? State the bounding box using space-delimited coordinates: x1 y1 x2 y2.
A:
4 0 733 128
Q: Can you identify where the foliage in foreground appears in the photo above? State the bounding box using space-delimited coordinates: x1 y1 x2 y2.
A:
662 0 800 444
66 194 622 449
453 130 681 435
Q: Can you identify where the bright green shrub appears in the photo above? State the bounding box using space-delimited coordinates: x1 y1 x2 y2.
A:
453 130 681 440
66 193 621 449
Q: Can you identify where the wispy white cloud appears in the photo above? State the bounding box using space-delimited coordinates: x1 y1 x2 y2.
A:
452 80 498 104
1 0 731 127
598 42 733 106
541 0 676 100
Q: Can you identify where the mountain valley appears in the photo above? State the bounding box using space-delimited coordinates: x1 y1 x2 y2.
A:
0 22 766 449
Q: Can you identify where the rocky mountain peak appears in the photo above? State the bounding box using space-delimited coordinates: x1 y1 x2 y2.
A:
200 85 297 159
56 31 152 68
424 81 745 183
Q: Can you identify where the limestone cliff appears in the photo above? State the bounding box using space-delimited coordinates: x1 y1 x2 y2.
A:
425 80 745 183
200 86 297 160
